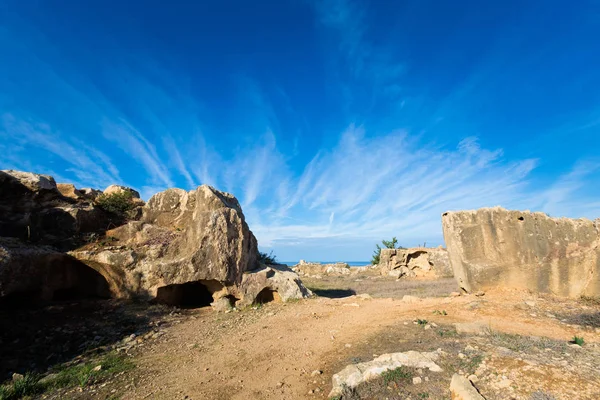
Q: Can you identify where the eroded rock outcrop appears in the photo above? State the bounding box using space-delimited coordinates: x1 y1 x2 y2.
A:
442 207 600 298
0 170 116 249
378 247 452 278
293 260 379 277
71 186 311 306
0 170 310 307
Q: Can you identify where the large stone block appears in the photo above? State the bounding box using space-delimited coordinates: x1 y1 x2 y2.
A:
442 207 600 297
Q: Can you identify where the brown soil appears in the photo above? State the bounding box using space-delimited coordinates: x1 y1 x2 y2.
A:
7 276 600 400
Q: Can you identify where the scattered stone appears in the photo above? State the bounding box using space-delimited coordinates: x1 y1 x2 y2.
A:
311 370 323 376
450 374 486 400
211 297 234 312
475 291 485 297
413 376 422 384
402 295 420 303
379 247 452 278
92 365 102 372
454 321 489 335
329 350 443 397
12 373 24 382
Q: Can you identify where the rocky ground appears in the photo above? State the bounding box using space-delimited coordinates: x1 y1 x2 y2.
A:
2 275 600 399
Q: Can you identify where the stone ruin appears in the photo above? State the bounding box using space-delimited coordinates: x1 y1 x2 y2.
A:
377 247 453 279
442 207 600 298
0 170 311 309
292 260 371 277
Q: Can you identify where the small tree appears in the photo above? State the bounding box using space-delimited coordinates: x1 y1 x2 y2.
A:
95 191 135 217
371 237 402 265
258 251 277 265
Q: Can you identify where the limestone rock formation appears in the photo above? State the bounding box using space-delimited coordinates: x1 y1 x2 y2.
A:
57 183 84 200
71 185 311 306
293 260 378 277
0 170 114 249
103 184 141 199
293 261 351 277
238 264 312 307
0 170 310 307
442 207 600 298
329 350 443 397
378 247 452 278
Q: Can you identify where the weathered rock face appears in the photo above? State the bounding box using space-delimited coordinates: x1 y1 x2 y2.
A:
71 186 311 306
0 170 114 249
442 207 600 298
238 264 313 307
103 184 141 199
57 183 84 200
378 247 452 278
0 170 310 307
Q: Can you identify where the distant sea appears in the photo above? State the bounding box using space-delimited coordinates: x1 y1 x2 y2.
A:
280 261 371 267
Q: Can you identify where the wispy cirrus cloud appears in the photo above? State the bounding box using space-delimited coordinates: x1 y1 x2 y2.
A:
1 0 600 263
0 113 121 188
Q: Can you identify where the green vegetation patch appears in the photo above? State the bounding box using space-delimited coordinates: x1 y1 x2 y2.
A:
0 353 134 400
381 366 413 385
96 191 135 217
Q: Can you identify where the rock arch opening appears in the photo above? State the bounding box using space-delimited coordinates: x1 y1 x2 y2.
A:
0 258 112 308
155 280 223 308
48 261 112 301
254 288 281 304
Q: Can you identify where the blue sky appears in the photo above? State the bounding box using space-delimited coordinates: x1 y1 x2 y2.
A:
1 0 599 261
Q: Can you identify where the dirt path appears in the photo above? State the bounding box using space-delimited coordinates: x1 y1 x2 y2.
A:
123 289 599 400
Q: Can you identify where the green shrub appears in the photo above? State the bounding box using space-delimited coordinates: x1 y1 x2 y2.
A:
258 251 277 265
572 336 585 346
0 353 134 400
371 237 404 264
96 191 135 217
0 374 43 400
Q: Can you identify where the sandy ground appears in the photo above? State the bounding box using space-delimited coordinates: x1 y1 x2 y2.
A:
116 284 600 400
20 275 599 400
